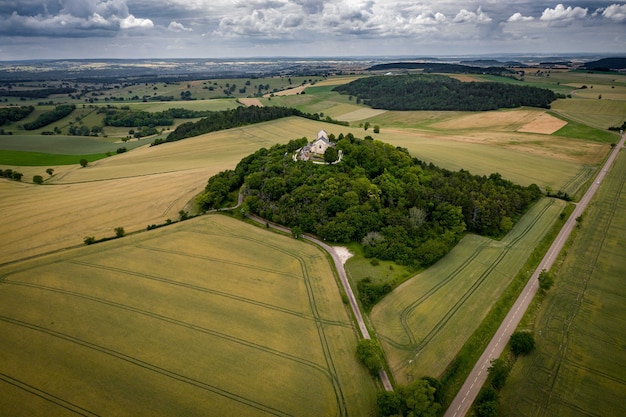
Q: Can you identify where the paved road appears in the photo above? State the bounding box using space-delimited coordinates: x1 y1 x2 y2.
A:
444 133 625 417
245 214 394 391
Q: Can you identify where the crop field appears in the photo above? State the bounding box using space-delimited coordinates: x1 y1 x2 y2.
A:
499 149 626 417
370 197 567 383
0 117 353 265
551 98 626 130
0 214 377 417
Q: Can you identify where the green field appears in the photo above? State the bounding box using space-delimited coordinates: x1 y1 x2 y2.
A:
0 214 378 417
370 197 567 383
499 150 626 417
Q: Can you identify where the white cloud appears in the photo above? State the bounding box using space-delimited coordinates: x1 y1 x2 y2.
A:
602 4 626 22
120 15 154 29
507 12 534 22
540 4 587 22
453 7 492 24
168 21 192 32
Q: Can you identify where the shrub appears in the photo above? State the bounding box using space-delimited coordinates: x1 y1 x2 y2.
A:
79 158 88 167
114 227 125 238
33 175 44 184
84 236 96 245
46 168 54 176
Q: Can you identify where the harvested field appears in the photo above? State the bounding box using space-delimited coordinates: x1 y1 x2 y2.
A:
266 84 309 96
517 112 568 134
337 108 387 122
371 198 566 383
0 215 377 416
430 109 546 131
239 98 263 107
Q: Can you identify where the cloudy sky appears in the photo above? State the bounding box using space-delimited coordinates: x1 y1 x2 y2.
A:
0 1 625 60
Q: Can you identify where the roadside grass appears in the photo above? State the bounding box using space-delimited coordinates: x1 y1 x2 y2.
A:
370 197 567 386
0 214 378 416
344 242 417 288
499 151 626 417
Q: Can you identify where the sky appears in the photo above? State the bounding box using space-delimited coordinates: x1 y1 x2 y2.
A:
0 1 625 60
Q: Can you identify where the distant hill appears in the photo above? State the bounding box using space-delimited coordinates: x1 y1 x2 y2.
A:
460 59 523 67
366 62 513 76
582 57 626 71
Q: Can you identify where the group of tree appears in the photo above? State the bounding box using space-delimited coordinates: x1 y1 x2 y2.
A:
377 377 442 417
68 124 102 136
0 105 34 126
367 62 513 76
199 133 542 268
333 74 557 111
98 106 211 128
1 169 23 181
158 106 342 145
23 104 76 130
0 87 76 99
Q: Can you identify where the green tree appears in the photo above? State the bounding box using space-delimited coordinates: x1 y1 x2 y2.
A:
324 146 339 163
355 339 384 376
510 331 535 356
79 158 88 167
488 358 510 390
33 175 44 184
403 379 440 417
46 168 54 176
538 269 554 292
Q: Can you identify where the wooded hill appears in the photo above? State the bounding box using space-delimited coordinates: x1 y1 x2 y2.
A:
333 74 556 111
367 62 513 76
200 134 542 269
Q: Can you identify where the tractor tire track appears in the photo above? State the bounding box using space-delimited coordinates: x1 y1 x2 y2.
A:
399 199 554 357
0 372 101 417
0 315 294 417
5 279 334 381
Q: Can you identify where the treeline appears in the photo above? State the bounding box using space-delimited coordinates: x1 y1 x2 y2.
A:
200 134 541 268
0 87 76 99
333 74 556 111
157 106 337 145
99 107 211 127
367 62 513 76
0 106 34 126
23 104 76 130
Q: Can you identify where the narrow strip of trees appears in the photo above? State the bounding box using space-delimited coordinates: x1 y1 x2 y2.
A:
23 104 76 130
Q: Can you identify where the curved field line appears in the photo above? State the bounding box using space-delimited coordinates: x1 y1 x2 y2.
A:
384 241 489 348
409 199 555 355
0 315 294 417
384 200 554 352
0 372 101 417
202 219 351 416
82 226 350 416
559 165 594 196
68 259 348 328
5 279 334 380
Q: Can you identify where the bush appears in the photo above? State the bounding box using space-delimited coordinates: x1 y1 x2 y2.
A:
84 236 96 245
46 168 54 176
79 158 88 167
114 227 125 238
355 339 384 376
33 175 44 184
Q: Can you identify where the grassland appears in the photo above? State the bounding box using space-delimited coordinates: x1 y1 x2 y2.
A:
370 198 566 383
0 214 378 417
498 150 626 417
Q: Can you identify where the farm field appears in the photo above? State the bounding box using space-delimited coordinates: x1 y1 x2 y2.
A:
0 117 346 265
499 150 626 417
370 197 567 383
0 214 378 416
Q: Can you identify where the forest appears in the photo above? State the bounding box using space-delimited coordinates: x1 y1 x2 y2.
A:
0 105 34 126
156 106 342 145
99 106 212 128
367 62 513 76
22 104 75 130
199 134 542 268
333 74 556 111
